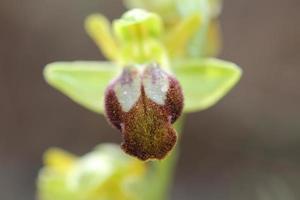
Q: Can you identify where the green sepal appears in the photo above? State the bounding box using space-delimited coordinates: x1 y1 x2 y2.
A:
173 58 242 112
44 61 120 114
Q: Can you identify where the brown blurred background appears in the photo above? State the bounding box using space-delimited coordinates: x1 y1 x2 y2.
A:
1 0 300 199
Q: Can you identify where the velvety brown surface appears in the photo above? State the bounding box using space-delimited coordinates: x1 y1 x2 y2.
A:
0 0 300 199
105 65 183 160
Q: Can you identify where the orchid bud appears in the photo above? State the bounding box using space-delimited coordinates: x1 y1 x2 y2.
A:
105 63 183 160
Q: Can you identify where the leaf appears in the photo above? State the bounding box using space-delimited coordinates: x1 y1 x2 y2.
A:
173 58 242 112
44 61 120 114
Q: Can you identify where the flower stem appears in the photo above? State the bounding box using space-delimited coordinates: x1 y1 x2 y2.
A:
143 116 185 200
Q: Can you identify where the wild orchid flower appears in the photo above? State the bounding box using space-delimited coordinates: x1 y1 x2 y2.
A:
40 3 242 200
37 144 146 200
44 9 241 159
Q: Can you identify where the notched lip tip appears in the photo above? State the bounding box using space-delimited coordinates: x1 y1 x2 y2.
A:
121 144 173 161
133 154 169 162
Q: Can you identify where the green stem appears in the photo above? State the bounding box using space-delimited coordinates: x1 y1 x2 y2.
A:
143 116 185 200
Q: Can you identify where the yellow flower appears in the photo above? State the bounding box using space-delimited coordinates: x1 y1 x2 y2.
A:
37 144 146 200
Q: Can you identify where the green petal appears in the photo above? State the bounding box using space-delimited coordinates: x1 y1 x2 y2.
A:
204 19 222 57
164 13 202 57
44 61 120 114
85 14 119 60
173 58 242 112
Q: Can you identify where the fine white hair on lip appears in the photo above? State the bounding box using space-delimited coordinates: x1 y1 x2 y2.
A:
143 65 169 105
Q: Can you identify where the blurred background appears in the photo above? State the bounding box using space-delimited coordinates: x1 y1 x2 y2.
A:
1 0 300 199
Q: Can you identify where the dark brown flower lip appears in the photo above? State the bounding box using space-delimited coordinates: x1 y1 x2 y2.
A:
104 63 183 160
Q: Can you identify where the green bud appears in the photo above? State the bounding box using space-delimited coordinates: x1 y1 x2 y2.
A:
113 9 162 42
113 9 168 66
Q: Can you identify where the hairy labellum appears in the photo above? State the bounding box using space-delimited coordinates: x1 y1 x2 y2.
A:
104 63 183 160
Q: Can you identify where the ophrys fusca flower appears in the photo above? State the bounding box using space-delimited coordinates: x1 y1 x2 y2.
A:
105 63 183 160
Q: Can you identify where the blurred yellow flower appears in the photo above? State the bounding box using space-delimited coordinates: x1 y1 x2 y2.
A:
37 144 146 200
